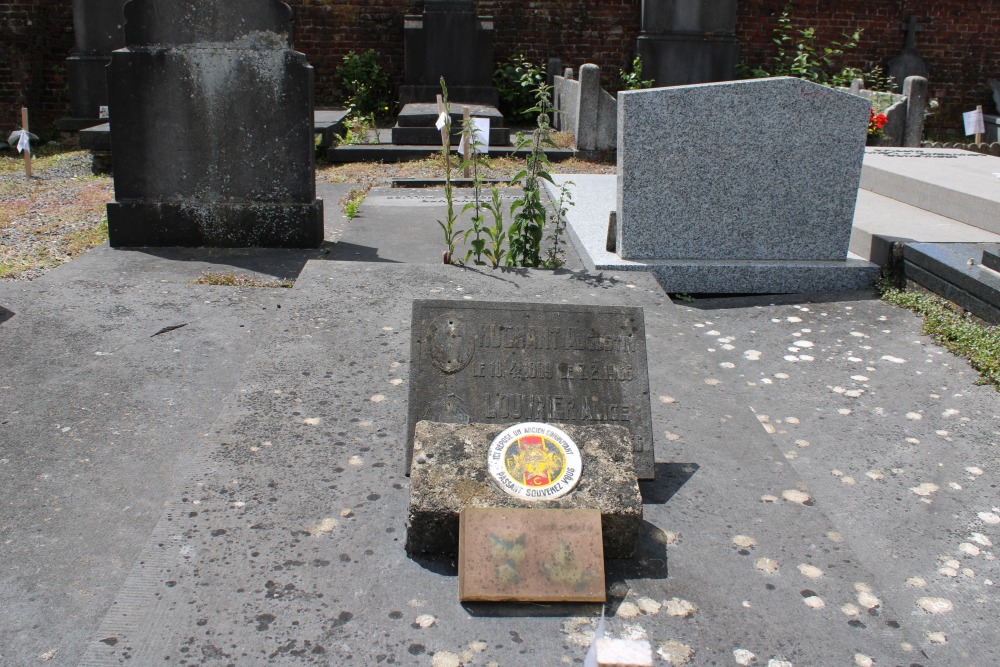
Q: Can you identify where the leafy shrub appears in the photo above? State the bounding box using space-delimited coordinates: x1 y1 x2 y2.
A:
619 55 655 91
494 54 546 124
737 3 867 88
337 50 391 121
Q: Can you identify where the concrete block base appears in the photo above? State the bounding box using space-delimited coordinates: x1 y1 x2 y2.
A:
107 200 324 248
406 421 642 559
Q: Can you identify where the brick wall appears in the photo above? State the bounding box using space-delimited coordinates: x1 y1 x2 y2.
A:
737 2 1000 137
1 0 997 138
1 1 73 138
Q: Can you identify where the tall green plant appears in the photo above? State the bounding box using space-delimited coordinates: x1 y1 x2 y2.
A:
544 180 574 269
437 78 463 265
460 118 489 266
481 186 508 268
507 82 559 268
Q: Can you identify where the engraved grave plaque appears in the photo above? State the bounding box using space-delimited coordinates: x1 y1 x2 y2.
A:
408 300 654 479
458 507 606 603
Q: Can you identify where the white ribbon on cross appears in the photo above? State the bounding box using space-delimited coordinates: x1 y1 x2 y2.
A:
16 130 31 155
435 111 450 132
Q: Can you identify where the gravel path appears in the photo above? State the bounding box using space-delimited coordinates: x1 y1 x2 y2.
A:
0 150 113 281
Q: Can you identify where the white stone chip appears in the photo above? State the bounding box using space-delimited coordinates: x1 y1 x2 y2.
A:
595 637 654 667
917 597 953 614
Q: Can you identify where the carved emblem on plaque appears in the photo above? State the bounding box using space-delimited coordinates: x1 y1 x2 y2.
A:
426 314 475 374
423 393 471 425
488 423 582 500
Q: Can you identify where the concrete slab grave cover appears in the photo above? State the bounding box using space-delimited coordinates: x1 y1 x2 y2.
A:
617 77 870 262
106 0 323 248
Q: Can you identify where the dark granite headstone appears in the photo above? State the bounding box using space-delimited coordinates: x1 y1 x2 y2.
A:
406 300 655 479
399 0 498 106
637 0 739 87
106 0 322 248
58 0 126 131
887 15 930 94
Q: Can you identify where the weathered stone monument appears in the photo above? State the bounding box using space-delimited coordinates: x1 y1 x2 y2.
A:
106 0 323 248
887 15 930 94
58 0 125 131
392 0 508 146
637 0 739 87
404 300 653 583
614 77 879 293
553 64 617 152
847 76 928 147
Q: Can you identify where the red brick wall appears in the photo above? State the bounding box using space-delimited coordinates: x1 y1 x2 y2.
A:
737 2 1000 137
1 1 73 138
2 0 997 138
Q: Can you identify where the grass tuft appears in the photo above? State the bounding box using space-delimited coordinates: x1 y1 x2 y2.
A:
193 272 293 289
879 285 1000 390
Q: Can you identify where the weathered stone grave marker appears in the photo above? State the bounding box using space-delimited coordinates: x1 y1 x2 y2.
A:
106 0 323 248
406 421 641 560
406 300 655 479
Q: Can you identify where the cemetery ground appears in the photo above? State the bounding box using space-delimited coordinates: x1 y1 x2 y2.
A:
1 148 999 667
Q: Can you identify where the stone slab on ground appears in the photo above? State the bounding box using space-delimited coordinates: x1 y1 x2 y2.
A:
850 189 1000 266
903 242 1000 323
861 147 1000 235
983 246 1000 272
2 185 999 666
70 260 916 667
407 421 642 558
550 174 879 294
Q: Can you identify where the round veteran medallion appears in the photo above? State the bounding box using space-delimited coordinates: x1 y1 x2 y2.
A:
488 423 583 500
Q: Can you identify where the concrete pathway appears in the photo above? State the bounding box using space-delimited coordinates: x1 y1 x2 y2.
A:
0 179 997 666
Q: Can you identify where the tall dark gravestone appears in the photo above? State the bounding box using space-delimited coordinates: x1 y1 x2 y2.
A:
637 0 739 87
58 0 126 131
399 0 498 106
106 0 323 248
887 15 930 94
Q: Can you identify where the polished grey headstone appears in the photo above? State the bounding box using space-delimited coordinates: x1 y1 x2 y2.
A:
617 77 870 261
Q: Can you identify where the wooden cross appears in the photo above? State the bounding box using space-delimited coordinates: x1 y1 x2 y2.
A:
21 108 32 178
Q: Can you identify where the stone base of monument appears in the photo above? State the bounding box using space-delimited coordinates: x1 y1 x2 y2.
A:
406 421 642 559
107 200 324 248
902 242 1000 324
548 174 881 294
391 103 510 147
